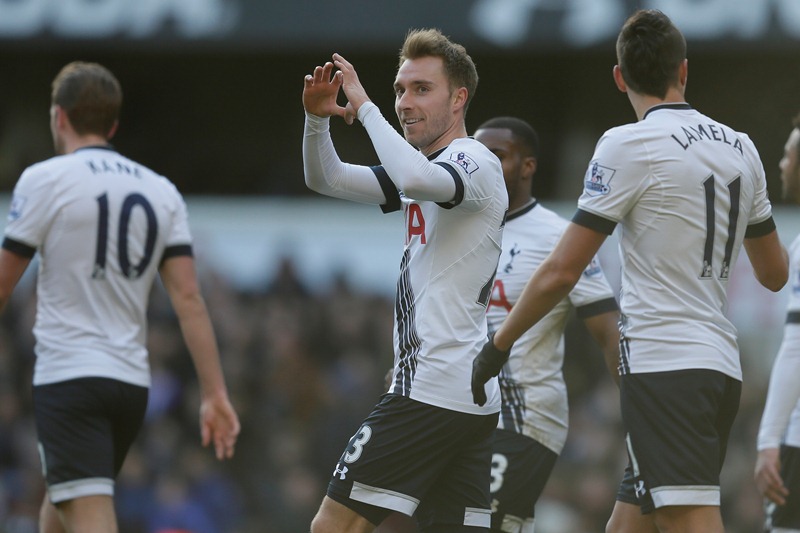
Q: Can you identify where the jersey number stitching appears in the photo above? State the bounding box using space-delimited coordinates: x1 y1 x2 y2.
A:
93 192 158 280
700 174 741 280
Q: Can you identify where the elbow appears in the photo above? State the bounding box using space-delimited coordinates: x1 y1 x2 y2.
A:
756 256 789 293
304 177 319 193
759 270 788 293
541 260 583 295
304 173 326 194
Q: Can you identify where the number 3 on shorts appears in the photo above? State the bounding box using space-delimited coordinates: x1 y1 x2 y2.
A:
490 452 508 493
344 424 373 464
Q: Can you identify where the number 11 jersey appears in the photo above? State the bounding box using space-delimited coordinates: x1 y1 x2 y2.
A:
573 103 775 380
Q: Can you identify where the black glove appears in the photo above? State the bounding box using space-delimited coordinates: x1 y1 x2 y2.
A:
471 333 511 406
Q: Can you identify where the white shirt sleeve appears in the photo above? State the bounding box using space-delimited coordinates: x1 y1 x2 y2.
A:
357 102 458 202
302 112 388 204
757 324 800 450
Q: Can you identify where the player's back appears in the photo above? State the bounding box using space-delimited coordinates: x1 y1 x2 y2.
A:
580 105 772 379
6 146 191 387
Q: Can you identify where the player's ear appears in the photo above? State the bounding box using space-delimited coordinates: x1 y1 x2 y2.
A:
107 120 119 141
452 87 468 112
523 156 537 180
52 105 66 128
613 65 627 93
678 59 688 88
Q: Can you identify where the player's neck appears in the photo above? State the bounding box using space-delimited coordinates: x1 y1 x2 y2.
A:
62 134 112 155
629 87 686 121
508 197 536 215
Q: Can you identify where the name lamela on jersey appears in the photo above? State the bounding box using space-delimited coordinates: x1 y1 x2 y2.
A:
670 122 743 155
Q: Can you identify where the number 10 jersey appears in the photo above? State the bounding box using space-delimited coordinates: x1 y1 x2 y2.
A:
3 146 192 387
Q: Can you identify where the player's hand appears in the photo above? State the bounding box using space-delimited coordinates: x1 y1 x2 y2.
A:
471 333 510 406
302 61 348 120
755 447 789 505
332 53 371 121
200 392 241 460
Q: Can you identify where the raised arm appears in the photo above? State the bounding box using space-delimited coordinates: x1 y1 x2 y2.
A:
334 53 459 203
159 255 240 460
302 60 387 204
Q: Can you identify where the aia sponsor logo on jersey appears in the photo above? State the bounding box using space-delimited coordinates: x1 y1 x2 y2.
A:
584 161 614 196
449 151 479 175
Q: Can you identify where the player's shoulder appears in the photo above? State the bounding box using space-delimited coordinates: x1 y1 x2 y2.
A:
15 153 75 190
447 136 498 164
509 202 566 243
438 136 501 179
22 152 74 175
525 202 567 229
96 150 184 196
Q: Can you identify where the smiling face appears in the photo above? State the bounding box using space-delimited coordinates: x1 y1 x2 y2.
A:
780 127 800 204
393 55 464 155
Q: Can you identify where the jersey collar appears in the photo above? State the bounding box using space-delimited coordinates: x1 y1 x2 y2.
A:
506 198 538 222
74 144 117 153
427 146 447 161
643 102 692 120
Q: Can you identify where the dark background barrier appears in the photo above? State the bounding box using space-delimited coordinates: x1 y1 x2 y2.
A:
2 0 800 200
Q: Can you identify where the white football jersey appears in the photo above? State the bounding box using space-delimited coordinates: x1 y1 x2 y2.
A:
382 136 507 415
576 103 774 380
487 201 617 453
757 234 800 449
3 146 192 387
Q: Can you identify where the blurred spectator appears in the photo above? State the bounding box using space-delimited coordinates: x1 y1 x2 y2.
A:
0 255 778 532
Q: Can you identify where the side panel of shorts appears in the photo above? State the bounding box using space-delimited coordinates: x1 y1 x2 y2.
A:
766 445 800 530
489 428 557 533
326 393 497 528
33 377 148 503
620 369 740 509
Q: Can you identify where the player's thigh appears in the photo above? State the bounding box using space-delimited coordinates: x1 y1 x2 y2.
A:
326 394 497 527
620 369 740 509
489 429 557 532
766 445 800 532
312 496 375 533
56 494 118 533
606 496 657 533
376 511 418 533
414 418 498 531
33 377 148 502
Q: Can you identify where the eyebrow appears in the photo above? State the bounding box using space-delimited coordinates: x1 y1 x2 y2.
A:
394 79 435 90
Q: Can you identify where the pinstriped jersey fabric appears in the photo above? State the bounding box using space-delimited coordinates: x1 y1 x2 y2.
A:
382 136 507 415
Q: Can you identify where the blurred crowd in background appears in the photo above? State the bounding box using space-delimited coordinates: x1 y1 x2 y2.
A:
0 252 776 533
0 2 798 532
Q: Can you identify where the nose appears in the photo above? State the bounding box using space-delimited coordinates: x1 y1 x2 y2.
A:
396 91 412 110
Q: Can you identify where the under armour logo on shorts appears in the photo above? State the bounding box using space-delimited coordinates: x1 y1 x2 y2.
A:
634 480 647 499
333 463 348 480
